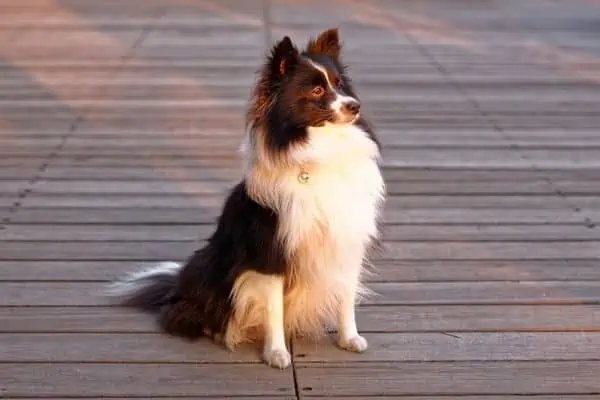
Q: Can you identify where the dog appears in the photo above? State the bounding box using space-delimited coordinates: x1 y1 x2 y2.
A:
108 28 386 369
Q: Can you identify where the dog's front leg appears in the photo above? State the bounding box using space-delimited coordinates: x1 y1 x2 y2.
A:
262 275 291 369
336 274 368 353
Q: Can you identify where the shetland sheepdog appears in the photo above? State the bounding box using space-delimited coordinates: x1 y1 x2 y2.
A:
108 28 386 369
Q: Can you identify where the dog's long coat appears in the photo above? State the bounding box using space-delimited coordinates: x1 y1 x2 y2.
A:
109 28 386 369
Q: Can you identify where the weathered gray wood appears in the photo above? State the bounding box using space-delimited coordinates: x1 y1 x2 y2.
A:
1 398 293 400
0 363 294 397
19 194 589 211
35 165 600 181
25 179 568 195
3 259 599 282
1 398 292 400
0 167 41 179
294 332 600 362
2 305 598 333
372 260 600 282
0 181 28 194
0 333 261 363
297 397 600 400
356 305 600 332
2 332 597 364
3 281 599 307
368 281 600 305
9 207 592 224
294 361 600 396
380 241 600 260
1 240 598 260
3 223 598 242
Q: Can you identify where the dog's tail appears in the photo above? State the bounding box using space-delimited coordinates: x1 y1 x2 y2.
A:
105 261 182 311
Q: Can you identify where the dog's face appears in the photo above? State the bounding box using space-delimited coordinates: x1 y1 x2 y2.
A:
268 29 361 127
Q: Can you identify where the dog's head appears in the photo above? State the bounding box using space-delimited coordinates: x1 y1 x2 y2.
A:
249 29 361 131
246 29 370 166
271 28 360 126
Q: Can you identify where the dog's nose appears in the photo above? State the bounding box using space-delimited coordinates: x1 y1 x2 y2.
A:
343 100 360 116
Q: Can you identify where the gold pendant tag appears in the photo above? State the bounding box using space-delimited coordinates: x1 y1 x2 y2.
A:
298 171 310 184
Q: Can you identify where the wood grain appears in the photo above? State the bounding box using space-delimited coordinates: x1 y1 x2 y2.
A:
2 305 598 333
294 361 600 396
3 259 600 282
294 332 600 362
2 281 599 306
0 333 262 363
1 240 598 260
2 223 598 242
0 363 294 397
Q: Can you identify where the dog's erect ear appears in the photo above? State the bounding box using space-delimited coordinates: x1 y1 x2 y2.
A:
269 36 299 78
306 28 341 58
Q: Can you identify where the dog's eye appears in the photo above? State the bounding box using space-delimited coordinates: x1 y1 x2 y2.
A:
311 86 324 97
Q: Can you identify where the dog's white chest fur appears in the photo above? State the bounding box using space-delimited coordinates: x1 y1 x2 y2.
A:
274 123 385 333
283 123 384 257
242 123 385 337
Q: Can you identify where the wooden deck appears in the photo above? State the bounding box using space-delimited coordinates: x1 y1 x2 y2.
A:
1 0 600 397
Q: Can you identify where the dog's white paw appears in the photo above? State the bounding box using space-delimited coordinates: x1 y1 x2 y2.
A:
262 347 292 369
338 335 368 353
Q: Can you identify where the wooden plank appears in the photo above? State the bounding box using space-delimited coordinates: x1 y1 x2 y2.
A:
1 398 293 400
0 180 28 194
3 223 598 242
380 224 600 241
3 259 600 282
42 166 242 180
8 207 591 225
39 140 600 151
294 332 600 362
1 240 599 260
0 224 213 241
294 361 600 396
356 305 600 332
0 398 292 400
37 165 600 181
44 150 533 168
2 305 598 333
19 194 586 210
26 179 563 195
369 281 600 305
0 195 17 208
2 332 597 364
301 397 599 400
0 363 294 397
0 167 41 179
0 333 262 363
0 241 199 260
3 281 600 307
372 260 600 282
380 241 600 260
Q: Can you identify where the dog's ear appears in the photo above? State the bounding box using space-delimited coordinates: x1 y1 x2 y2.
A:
269 36 299 78
306 28 341 58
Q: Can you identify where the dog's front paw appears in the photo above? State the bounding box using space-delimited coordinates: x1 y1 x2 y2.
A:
262 347 292 369
338 335 368 353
